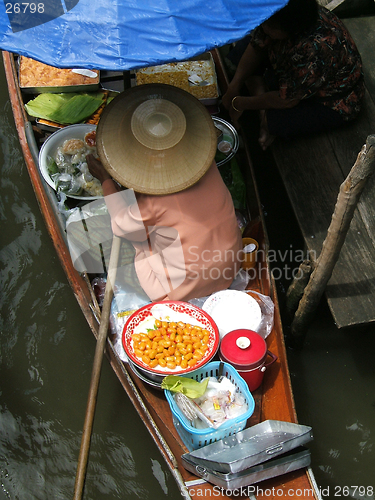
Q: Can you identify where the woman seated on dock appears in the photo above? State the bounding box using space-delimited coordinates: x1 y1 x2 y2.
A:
69 84 242 303
222 0 365 150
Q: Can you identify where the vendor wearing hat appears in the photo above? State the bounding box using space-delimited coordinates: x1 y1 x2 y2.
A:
87 83 243 302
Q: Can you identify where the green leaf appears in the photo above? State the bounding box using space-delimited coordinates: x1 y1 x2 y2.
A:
161 375 209 398
229 157 247 209
46 155 59 175
25 92 106 125
219 157 247 209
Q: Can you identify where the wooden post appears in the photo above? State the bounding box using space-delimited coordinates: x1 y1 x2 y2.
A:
290 135 375 346
285 259 313 319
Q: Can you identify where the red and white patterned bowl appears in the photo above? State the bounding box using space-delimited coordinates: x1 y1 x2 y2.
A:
122 301 220 383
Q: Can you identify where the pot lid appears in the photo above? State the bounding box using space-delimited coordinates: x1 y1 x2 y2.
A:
220 329 267 370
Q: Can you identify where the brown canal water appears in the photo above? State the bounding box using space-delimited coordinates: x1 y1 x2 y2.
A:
0 53 374 499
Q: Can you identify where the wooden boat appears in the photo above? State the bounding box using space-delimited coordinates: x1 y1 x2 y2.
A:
3 49 321 499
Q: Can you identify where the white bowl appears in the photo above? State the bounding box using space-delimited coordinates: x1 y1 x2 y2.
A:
38 123 101 200
202 290 262 339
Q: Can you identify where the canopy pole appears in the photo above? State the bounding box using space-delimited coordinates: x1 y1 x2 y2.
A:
290 135 375 347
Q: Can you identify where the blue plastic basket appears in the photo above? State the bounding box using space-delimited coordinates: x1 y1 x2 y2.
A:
164 361 255 451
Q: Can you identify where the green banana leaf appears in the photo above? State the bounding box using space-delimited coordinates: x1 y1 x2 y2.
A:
161 375 209 398
25 92 106 125
219 157 247 210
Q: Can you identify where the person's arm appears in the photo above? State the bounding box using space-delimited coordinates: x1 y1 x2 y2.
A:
86 154 151 242
222 43 266 109
233 91 300 111
86 154 121 196
228 89 300 129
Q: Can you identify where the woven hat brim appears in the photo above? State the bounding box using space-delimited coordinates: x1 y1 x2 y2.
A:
96 84 217 195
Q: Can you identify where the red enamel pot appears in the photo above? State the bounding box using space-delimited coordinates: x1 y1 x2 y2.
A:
219 329 277 392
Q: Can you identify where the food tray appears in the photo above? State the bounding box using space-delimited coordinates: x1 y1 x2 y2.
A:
164 361 255 451
135 52 219 106
19 56 100 93
182 419 313 473
182 446 311 490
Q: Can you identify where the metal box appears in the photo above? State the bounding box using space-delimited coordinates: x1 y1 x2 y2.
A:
182 446 311 490
182 420 313 474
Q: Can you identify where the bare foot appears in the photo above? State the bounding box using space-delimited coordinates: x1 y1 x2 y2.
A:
258 128 275 150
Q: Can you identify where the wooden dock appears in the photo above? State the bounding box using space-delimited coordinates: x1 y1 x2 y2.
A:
270 16 375 329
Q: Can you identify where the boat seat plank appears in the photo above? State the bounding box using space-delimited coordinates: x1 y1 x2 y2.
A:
327 91 375 248
271 87 375 328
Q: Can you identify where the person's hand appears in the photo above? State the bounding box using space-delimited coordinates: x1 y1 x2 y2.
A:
86 154 111 184
222 87 238 111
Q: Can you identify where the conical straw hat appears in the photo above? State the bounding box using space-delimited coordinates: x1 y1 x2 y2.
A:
96 83 217 195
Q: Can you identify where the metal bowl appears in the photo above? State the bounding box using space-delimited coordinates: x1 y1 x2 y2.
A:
38 123 102 200
127 359 164 390
122 301 220 384
213 117 239 166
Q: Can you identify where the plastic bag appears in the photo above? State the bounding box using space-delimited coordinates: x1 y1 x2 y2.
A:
56 191 79 219
109 290 151 362
229 268 250 291
192 376 248 428
245 290 274 339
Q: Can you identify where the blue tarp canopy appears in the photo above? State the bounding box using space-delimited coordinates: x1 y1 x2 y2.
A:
0 0 288 70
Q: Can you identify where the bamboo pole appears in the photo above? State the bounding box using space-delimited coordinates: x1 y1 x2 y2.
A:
290 135 375 346
73 235 122 499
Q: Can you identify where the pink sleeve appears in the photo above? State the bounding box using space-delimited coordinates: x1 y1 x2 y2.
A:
104 190 152 242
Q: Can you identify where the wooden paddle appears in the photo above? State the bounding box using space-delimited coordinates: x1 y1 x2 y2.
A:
73 234 122 500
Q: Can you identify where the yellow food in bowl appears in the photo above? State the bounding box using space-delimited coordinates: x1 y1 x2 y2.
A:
132 319 210 371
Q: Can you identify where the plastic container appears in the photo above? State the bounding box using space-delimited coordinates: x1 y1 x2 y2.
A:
164 361 255 451
219 329 277 392
241 237 259 270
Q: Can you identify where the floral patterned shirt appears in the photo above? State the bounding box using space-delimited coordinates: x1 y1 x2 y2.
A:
250 6 365 120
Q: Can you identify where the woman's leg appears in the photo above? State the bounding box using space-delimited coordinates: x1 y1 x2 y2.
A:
245 75 275 150
266 100 346 140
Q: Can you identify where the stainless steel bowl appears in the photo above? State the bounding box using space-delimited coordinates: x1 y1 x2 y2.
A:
127 359 163 390
213 117 239 166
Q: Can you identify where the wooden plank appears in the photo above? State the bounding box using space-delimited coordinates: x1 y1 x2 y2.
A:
328 91 375 248
271 134 343 250
271 121 375 327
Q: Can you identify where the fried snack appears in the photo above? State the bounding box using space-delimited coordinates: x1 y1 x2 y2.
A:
19 56 99 89
136 70 190 91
